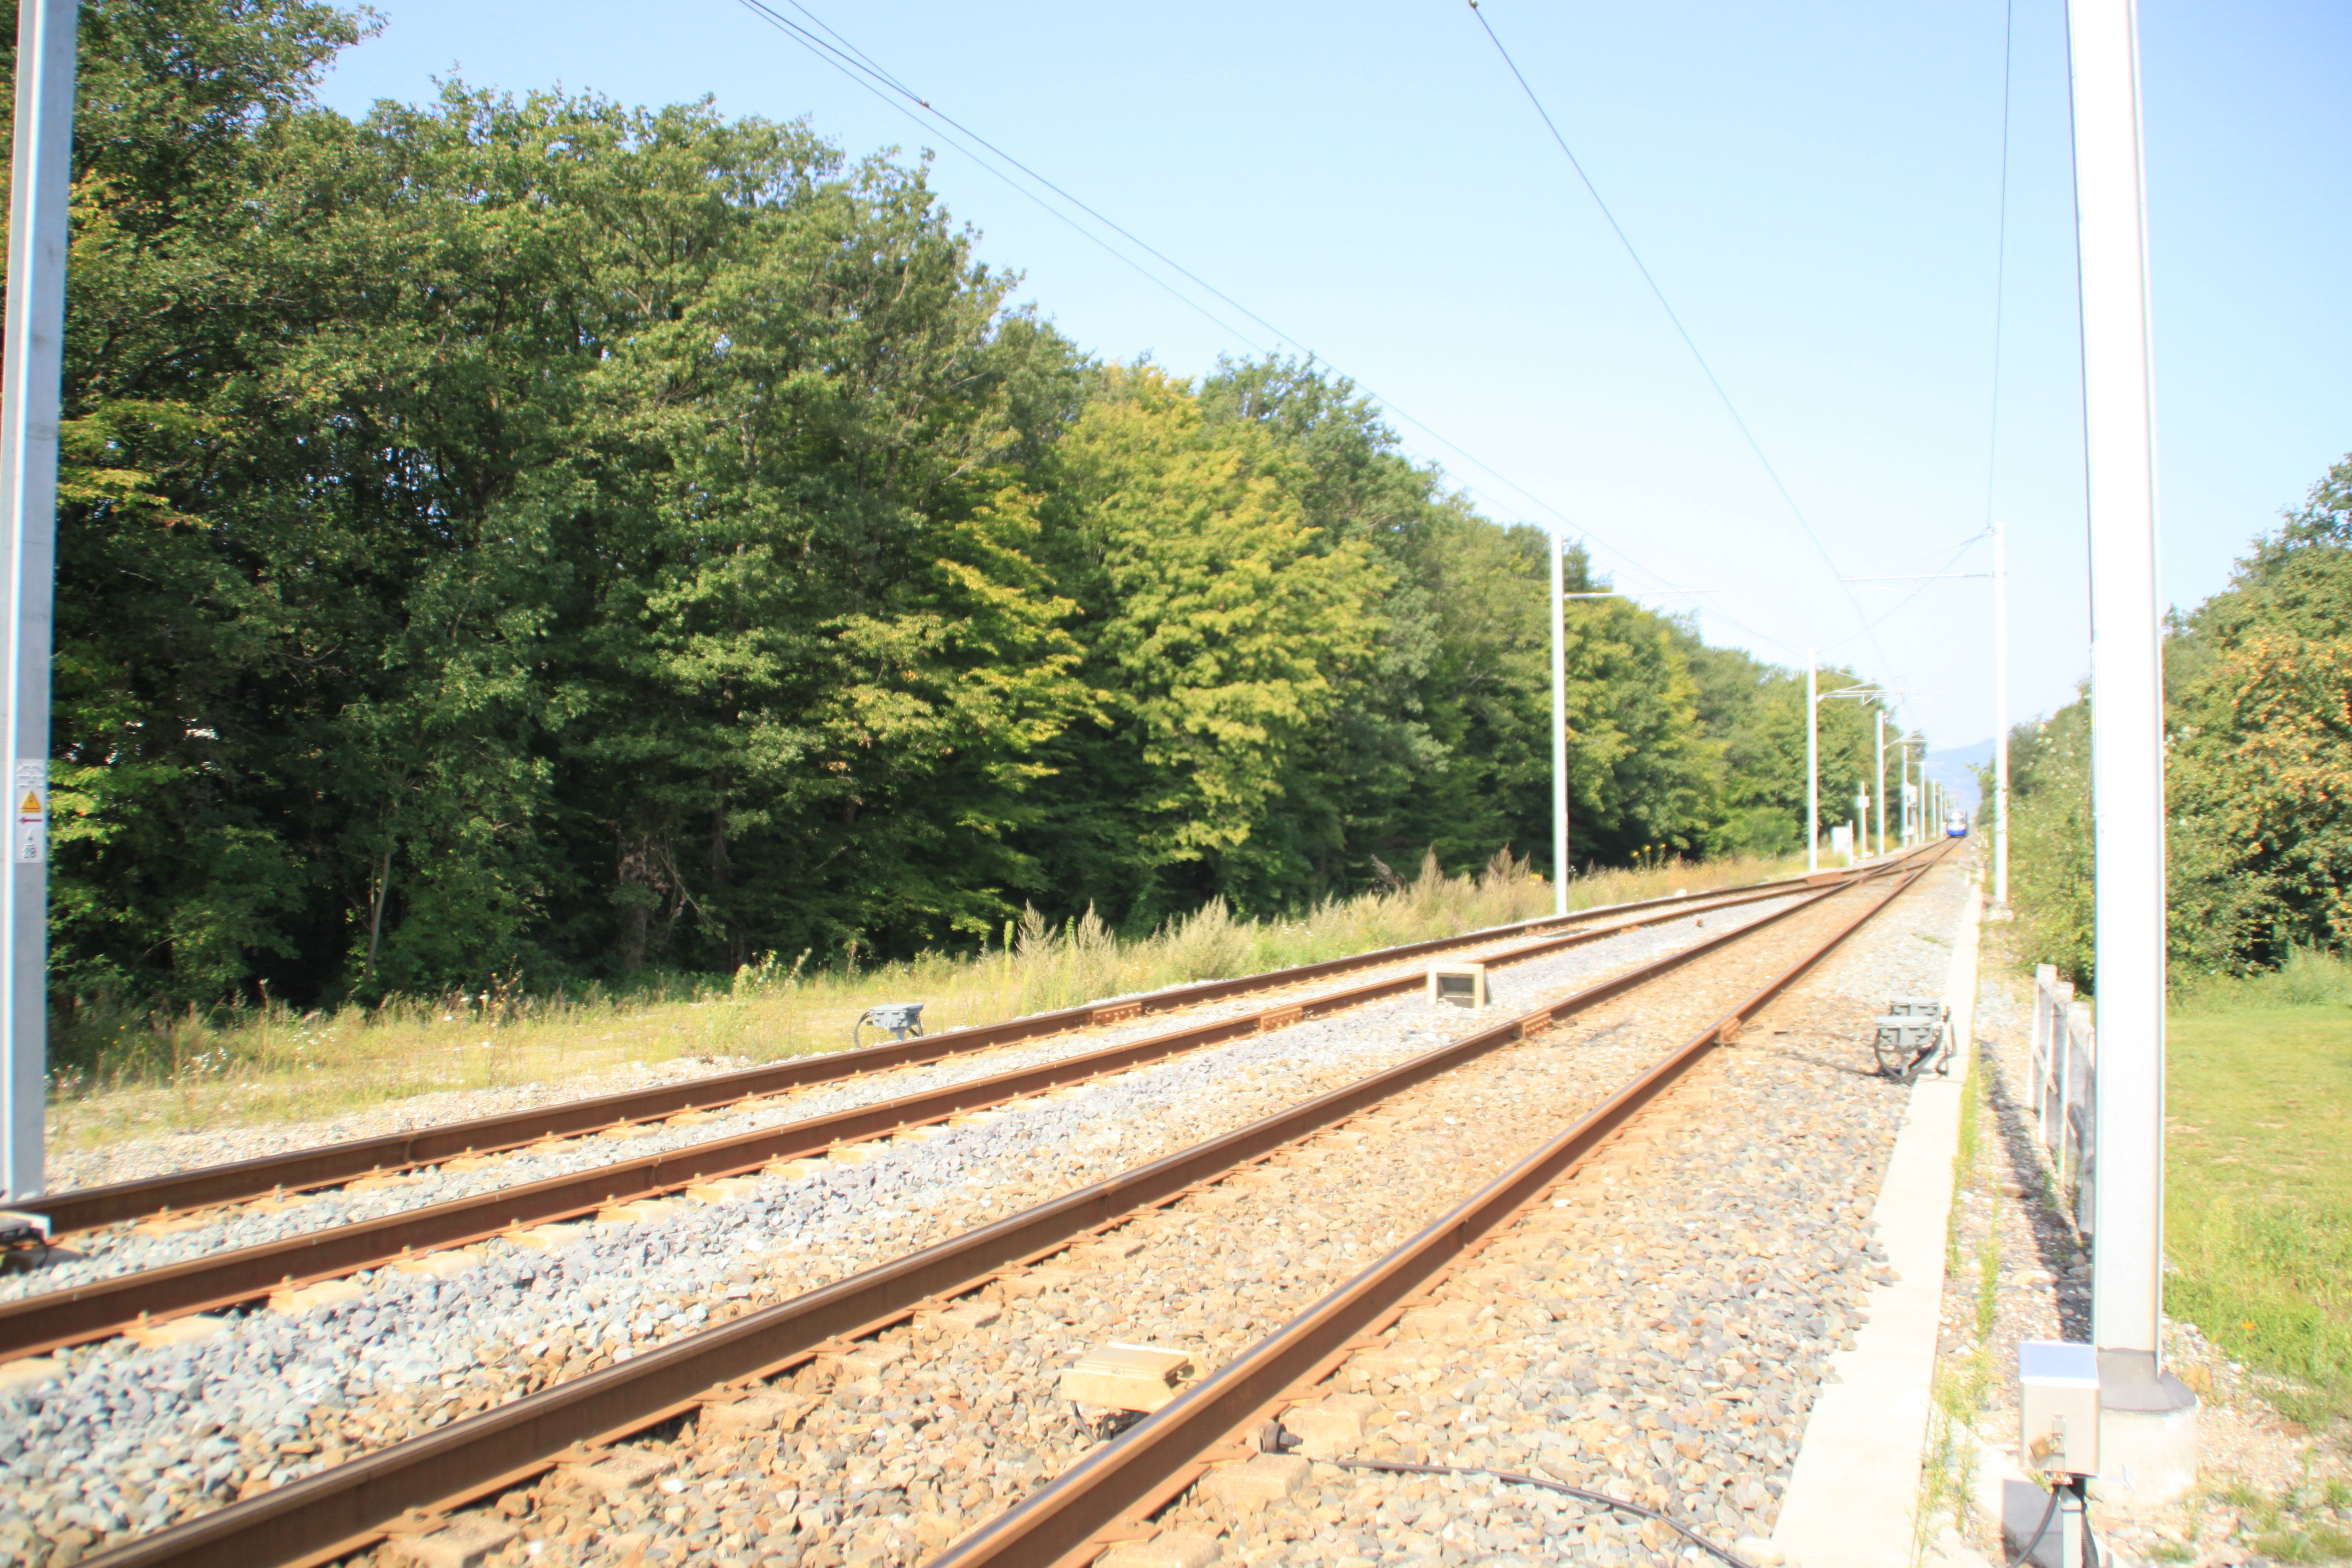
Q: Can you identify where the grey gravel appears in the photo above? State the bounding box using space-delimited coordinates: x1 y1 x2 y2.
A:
0 893 1805 1565
5 902 1776 1304
1152 857 1972 1568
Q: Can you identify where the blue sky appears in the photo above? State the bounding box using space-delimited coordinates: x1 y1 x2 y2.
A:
314 0 2352 752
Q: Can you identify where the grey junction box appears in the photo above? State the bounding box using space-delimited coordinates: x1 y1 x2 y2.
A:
2018 1339 2101 1475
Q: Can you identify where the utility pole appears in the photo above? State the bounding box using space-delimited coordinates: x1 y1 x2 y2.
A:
1 0 76 1205
1875 710 1888 857
1891 736 1920 847
1550 530 1568 918
1994 518 2011 905
1805 651 1819 873
2069 0 2196 1494
1815 673 1887 867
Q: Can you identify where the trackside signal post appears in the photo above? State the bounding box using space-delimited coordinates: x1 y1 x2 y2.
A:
2068 0 2198 1495
0 0 75 1203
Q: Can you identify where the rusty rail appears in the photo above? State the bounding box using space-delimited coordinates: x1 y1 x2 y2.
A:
71 853 1941 1568
27 861 1920 1237
926 846 1950 1568
0 864 1893 1361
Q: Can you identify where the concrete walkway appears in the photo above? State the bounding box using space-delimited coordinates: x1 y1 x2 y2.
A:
1772 869 1984 1568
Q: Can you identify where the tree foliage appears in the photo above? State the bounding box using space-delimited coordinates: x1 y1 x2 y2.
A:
33 0 1903 1009
2004 454 2352 986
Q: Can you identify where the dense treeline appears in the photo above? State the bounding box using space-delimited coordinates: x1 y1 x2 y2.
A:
37 0 1894 1008
2005 454 2352 985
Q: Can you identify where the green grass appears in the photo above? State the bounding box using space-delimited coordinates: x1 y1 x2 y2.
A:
2166 954 2352 1427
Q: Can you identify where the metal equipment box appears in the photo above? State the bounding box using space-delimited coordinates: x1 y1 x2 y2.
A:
855 1002 927 1047
2018 1339 2101 1475
1426 963 1488 1009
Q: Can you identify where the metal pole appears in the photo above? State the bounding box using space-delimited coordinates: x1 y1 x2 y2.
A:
2070 0 2185 1442
1901 745 1913 845
1805 649 1818 873
1875 711 1887 857
0 0 76 1205
1994 518 2011 904
1549 530 1567 918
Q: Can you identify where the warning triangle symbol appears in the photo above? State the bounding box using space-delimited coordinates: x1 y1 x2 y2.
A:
18 792 39 814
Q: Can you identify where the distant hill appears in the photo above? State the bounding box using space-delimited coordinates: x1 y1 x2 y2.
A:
1925 739 1992 815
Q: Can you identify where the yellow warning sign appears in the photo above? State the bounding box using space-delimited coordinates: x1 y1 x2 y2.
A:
16 792 37 815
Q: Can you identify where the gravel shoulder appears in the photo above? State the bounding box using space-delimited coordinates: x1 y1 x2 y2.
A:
191 858 1978 1568
5 899 1806 1306
0 891 1830 1566
1136 856 1971 1568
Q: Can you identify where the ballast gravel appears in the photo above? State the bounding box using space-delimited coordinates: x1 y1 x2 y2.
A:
0 892 1817 1566
1155 858 1970 1568
305 878 1908 1568
5 899 1778 1304
319 869 1960 1568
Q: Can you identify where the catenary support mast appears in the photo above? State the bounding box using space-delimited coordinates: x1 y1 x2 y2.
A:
0 0 76 1204
2068 0 2196 1492
1804 651 1818 873
1994 519 2011 902
1874 711 1887 857
1549 531 1568 918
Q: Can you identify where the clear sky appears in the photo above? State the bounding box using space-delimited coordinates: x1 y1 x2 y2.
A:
312 0 2352 752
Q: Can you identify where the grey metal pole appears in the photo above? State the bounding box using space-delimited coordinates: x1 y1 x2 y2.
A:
1805 649 1818 874
2069 0 2195 1485
1549 531 1567 918
1994 518 2011 905
1875 711 1887 857
0 0 76 1205
1901 744 1913 845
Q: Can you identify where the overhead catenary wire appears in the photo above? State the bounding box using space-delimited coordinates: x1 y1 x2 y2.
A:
725 0 1808 651
1463 0 1888 675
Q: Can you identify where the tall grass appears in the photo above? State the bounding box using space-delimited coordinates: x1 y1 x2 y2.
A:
48 848 1801 1150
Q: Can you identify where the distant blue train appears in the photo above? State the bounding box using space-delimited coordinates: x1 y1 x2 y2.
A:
1945 814 1969 838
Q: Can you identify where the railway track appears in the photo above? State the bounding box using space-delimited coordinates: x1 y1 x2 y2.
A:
49 842 1954 1568
0 861 1928 1361
25 869 1853 1240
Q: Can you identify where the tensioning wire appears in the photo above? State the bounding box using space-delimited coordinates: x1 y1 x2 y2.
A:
724 0 1768 632
1462 0 1892 673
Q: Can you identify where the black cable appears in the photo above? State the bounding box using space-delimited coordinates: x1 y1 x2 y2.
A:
2007 1479 2062 1568
1462 0 1885 673
1318 1455 1757 1568
2074 1477 2100 1568
721 0 1769 642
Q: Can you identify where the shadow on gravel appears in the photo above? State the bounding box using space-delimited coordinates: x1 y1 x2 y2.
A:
1744 1040 1898 1083
1983 1053 2091 1342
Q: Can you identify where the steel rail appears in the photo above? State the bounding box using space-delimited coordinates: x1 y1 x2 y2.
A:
70 855 1937 1568
926 846 1952 1568
0 865 1893 1361
26 861 1915 1237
